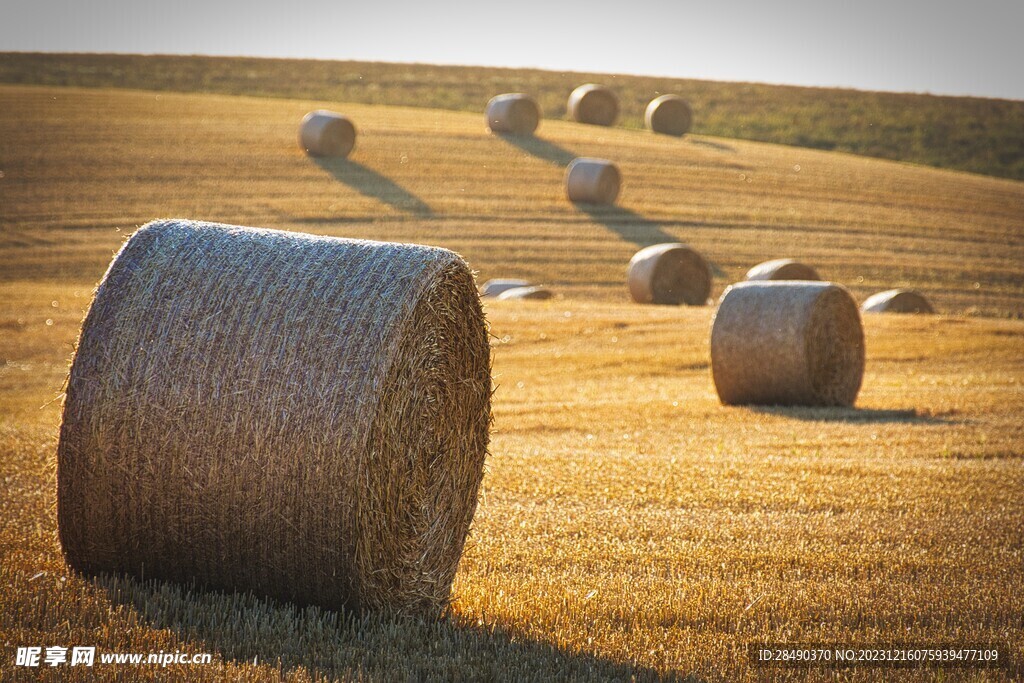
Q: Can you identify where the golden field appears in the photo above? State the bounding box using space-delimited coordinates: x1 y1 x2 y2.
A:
1 83 1023 681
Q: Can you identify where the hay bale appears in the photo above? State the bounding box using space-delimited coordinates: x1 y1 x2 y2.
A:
627 243 712 305
495 285 553 301
566 157 620 205
861 289 934 314
710 281 864 406
485 93 541 135
57 219 491 617
645 95 693 137
299 110 356 158
567 84 619 126
745 258 821 281
480 278 531 298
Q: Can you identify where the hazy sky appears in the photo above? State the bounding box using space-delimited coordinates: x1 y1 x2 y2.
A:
2 0 1021 100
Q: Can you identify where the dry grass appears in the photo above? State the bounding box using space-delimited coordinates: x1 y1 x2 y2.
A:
1 83 1023 681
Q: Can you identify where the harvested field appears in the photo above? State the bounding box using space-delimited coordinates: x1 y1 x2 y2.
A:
1 82 1022 681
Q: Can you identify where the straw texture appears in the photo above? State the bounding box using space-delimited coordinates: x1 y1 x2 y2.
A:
745 258 821 281
480 278 530 298
57 219 491 617
485 93 541 135
862 289 934 314
299 110 356 158
627 243 712 305
711 281 864 406
566 157 620 205
645 95 693 137
495 285 553 301
567 84 619 126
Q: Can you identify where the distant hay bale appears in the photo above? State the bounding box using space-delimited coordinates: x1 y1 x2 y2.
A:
711 281 864 406
480 278 531 298
299 110 356 158
645 95 693 137
861 289 934 314
627 243 712 305
567 84 619 126
745 258 821 281
57 219 491 617
495 285 553 301
566 157 620 205
485 93 541 135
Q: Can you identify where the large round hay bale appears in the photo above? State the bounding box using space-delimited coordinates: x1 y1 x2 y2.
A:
745 258 821 281
567 84 619 126
645 95 693 137
495 285 553 301
299 110 356 158
480 278 531 298
710 281 864 406
566 157 620 205
57 219 491 617
627 243 712 305
861 289 934 314
485 93 541 135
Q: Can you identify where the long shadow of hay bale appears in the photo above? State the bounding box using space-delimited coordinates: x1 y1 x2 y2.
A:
496 133 726 264
747 406 958 424
689 138 736 154
99 575 694 682
575 204 679 249
497 132 578 167
314 158 433 217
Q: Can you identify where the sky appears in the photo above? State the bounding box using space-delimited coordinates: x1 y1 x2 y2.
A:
1 0 1022 100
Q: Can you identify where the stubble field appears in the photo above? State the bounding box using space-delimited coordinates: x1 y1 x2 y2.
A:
1 82 1022 681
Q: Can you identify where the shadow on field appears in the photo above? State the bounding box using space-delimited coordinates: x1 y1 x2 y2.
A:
575 204 679 249
749 406 955 424
314 158 433 216
498 131 728 260
689 138 736 154
497 132 578 167
100 575 693 682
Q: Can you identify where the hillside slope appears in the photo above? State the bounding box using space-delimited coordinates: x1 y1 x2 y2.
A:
2 52 1023 180
1 84 1021 316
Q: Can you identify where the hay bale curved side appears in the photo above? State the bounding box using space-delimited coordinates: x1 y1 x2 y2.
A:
627 243 712 305
485 93 541 135
710 281 864 406
495 285 553 301
745 258 821 281
862 289 934 314
567 84 619 126
566 157 620 205
57 219 491 617
645 95 693 137
299 110 356 158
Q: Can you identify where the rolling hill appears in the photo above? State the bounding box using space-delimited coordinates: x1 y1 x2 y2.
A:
2 52 1023 180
